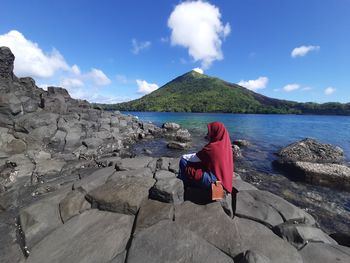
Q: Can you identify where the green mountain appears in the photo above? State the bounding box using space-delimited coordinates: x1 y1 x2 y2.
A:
101 71 350 115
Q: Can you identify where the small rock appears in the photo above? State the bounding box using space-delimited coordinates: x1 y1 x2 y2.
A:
167 141 190 150
149 177 184 204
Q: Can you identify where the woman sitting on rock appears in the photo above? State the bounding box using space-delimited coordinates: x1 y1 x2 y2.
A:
178 122 234 198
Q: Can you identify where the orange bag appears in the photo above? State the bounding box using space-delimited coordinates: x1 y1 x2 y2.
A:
211 181 224 200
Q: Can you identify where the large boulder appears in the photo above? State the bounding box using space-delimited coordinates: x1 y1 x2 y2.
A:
149 177 184 204
276 138 344 164
86 177 155 214
127 220 234 263
162 122 181 131
26 209 134 263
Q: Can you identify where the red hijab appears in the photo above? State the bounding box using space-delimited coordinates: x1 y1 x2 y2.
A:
196 122 234 193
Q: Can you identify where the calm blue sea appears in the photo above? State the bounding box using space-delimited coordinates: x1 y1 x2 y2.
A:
123 111 350 161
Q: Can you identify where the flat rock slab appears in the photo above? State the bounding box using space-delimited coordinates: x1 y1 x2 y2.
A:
241 190 315 226
127 221 234 263
87 177 155 214
240 250 271 263
26 210 134 263
135 199 174 233
19 187 71 250
273 222 338 249
175 201 243 257
236 190 284 227
149 177 184 204
115 157 153 171
294 161 350 191
236 217 303 263
73 166 115 192
233 177 258 191
107 168 153 181
299 243 350 263
154 170 176 180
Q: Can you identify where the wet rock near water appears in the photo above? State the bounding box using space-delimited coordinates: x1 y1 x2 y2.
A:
275 138 350 191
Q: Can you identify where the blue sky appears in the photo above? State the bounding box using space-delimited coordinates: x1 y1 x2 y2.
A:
0 0 349 103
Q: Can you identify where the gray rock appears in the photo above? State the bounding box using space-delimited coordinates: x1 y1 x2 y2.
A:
73 166 115 192
154 170 176 180
158 157 171 170
238 190 315 226
167 141 190 150
233 177 258 191
59 189 88 223
108 251 127 263
277 138 344 164
236 217 303 263
149 177 184 204
233 144 242 158
240 250 271 263
273 222 338 249
87 176 155 214
19 187 71 250
107 168 153 181
293 161 350 191
127 221 234 263
299 243 350 263
35 159 65 179
26 209 134 263
162 122 181 130
0 46 15 80
135 199 174 233
175 128 191 142
233 139 251 147
175 201 243 257
0 127 26 154
49 130 67 151
236 190 284 227
82 137 104 149
115 157 153 171
169 157 180 174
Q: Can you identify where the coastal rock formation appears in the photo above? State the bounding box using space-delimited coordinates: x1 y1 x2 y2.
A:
12 160 347 263
275 138 350 191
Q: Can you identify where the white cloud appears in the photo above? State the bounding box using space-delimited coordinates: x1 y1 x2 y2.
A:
238 77 269 91
0 30 69 78
324 86 336 95
131 39 151 54
283 84 300 92
87 68 111 86
168 0 230 69
136 79 159 94
291 45 320 58
61 78 84 89
71 64 81 75
192 67 204 74
160 37 169 43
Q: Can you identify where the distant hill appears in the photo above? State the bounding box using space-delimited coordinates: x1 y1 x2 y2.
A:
100 71 350 115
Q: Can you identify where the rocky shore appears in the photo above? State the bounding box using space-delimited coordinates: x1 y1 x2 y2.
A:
1 46 350 262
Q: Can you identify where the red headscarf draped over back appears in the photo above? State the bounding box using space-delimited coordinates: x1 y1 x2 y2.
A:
196 122 234 193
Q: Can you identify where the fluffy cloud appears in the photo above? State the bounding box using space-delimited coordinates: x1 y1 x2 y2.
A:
136 79 159 94
324 87 336 95
283 84 300 92
238 77 269 91
61 78 84 89
87 68 111 86
131 39 151 54
192 67 204 74
168 0 230 69
291 45 320 58
0 30 69 78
